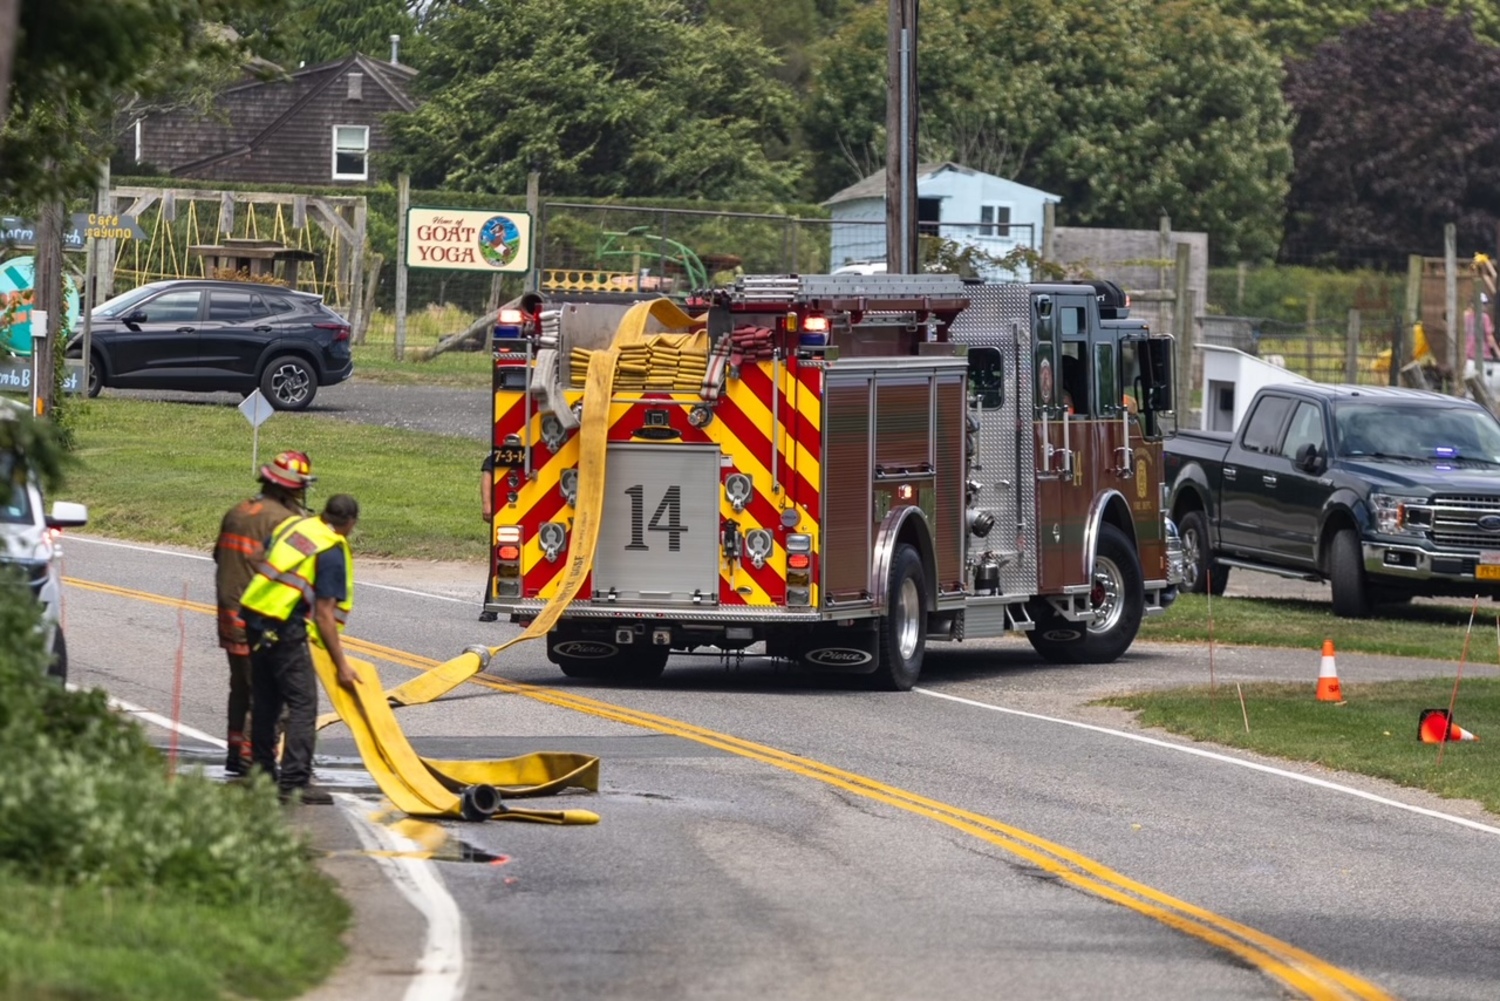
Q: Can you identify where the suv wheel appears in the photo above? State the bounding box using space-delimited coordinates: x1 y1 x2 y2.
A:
86 353 103 398
261 355 317 411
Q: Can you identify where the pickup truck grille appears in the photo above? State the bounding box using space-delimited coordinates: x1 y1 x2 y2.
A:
1430 495 1500 550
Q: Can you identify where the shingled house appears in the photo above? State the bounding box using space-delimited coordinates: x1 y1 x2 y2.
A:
125 53 418 187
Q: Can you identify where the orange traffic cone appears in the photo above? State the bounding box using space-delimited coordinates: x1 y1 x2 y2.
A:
1315 639 1344 702
1419 709 1479 743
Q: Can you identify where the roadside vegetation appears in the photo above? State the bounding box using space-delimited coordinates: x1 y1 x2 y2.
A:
1138 594 1494 661
0 567 348 1001
353 305 490 388
66 399 486 562
1101 679 1500 816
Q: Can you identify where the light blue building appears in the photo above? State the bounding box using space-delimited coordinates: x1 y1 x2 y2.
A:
822 162 1059 280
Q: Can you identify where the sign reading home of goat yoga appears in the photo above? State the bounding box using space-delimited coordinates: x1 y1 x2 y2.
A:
404 207 531 273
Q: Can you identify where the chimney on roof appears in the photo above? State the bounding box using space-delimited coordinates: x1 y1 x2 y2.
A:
390 34 401 65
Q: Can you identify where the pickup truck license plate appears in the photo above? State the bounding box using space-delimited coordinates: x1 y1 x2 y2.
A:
1477 565 1500 581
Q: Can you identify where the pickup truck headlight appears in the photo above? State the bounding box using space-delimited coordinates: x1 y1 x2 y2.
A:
1370 493 1433 536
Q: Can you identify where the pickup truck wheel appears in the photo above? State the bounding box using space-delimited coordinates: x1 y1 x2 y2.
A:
1027 524 1145 664
1329 528 1374 618
47 629 67 683
868 544 927 691
1179 510 1229 596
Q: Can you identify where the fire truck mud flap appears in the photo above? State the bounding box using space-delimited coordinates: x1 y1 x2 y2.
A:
793 622 881 674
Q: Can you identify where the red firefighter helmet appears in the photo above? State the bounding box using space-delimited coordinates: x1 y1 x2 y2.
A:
260 450 315 490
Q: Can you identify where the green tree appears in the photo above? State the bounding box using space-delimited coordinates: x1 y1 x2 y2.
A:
1212 0 1500 56
234 0 419 69
385 0 803 199
804 0 1292 262
1 0 268 206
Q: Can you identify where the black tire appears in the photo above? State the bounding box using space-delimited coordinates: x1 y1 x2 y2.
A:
86 353 103 398
597 646 669 684
1370 586 1414 607
869 544 927 691
1329 528 1373 618
47 629 67 683
260 355 317 411
1027 524 1145 664
1179 509 1229 596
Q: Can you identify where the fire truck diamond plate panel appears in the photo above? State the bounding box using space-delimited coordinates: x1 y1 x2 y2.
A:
592 445 722 604
947 282 1038 598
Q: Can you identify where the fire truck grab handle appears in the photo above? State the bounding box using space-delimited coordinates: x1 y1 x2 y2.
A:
1115 406 1134 476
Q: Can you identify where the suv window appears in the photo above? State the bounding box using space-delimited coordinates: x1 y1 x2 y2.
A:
139 290 202 324
1241 395 1293 453
264 296 298 315
1280 401 1326 460
209 291 270 322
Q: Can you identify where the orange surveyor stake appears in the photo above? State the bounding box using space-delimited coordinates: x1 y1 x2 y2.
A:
1419 709 1479 743
1315 639 1343 702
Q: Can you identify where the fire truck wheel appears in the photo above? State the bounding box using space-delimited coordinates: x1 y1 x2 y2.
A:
599 646 669 683
1028 524 1144 664
870 544 927 691
1179 509 1229 596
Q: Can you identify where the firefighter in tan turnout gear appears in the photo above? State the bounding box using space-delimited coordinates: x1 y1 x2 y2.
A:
239 494 361 804
213 451 313 775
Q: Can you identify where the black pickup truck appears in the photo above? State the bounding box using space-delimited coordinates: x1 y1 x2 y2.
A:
1164 383 1500 617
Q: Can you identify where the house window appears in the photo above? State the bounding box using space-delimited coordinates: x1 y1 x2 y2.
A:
980 204 1012 238
917 197 942 237
332 125 369 181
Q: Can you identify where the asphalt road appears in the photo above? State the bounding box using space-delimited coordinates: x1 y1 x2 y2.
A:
94 377 492 441
60 536 1500 1001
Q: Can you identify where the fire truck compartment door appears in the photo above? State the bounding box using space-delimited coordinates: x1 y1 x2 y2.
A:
592 444 722 604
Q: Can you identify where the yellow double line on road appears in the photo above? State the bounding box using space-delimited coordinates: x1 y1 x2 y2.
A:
68 576 1394 1001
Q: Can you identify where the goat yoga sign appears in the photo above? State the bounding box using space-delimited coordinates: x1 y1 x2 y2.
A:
404 207 532 273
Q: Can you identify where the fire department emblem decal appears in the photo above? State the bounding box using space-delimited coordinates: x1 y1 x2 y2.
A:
1135 457 1149 499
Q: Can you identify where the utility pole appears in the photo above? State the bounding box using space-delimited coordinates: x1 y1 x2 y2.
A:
32 200 63 418
885 0 918 274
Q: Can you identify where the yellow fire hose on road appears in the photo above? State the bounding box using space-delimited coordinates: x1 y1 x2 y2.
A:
312 299 703 822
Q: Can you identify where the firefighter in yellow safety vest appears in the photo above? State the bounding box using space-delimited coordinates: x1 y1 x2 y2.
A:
239 494 361 804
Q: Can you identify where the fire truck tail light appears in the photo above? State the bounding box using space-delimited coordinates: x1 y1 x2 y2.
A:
498 308 525 324
785 533 812 553
496 525 522 544
497 544 521 561
787 553 811 570
803 315 829 333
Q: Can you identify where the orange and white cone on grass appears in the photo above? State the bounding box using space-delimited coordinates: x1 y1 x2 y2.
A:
1419 709 1479 743
1316 639 1344 702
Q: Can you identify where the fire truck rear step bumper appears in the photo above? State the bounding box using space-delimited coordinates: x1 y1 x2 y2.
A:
492 601 828 624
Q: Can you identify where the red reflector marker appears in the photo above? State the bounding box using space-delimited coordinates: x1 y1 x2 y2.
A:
787 553 811 569
497 545 521 561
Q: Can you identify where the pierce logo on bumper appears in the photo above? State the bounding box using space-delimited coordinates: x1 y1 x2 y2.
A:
553 640 618 659
804 647 874 667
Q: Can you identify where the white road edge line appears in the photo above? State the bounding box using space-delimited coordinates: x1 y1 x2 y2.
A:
336 795 467 1001
915 687 1500 837
64 534 473 604
90 689 228 749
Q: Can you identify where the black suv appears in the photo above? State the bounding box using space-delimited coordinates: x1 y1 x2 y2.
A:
67 279 354 410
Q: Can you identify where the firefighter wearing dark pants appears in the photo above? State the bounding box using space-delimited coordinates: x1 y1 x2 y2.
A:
240 494 361 804
213 451 313 775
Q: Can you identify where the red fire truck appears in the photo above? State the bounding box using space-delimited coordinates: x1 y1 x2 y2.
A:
485 273 1181 690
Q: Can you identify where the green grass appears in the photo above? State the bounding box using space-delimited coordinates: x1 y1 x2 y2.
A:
1100 678 1500 815
0 869 348 1001
66 398 488 562
352 306 491 387
1139 594 1500 662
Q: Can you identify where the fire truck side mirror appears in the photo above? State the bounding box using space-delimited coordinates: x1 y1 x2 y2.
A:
1142 338 1175 412
967 347 1004 411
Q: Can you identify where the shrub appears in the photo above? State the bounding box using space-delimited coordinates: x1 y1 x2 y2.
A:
0 574 311 903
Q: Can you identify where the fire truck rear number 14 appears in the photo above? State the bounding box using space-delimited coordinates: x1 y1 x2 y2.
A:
624 484 687 552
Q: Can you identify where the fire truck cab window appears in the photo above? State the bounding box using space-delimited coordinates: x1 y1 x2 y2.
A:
1060 306 1085 337
1095 342 1119 414
1033 295 1057 409
967 347 1004 410
1060 342 1088 413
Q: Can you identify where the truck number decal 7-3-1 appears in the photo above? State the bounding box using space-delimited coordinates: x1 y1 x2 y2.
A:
624 484 688 552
